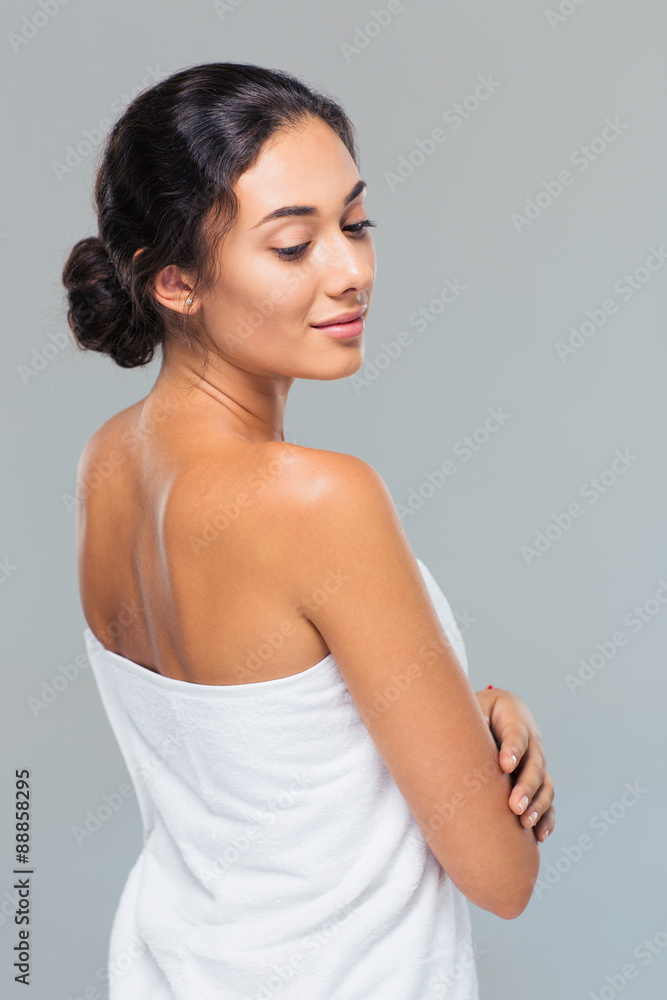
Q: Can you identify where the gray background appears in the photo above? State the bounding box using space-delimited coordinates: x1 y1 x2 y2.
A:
2 0 666 997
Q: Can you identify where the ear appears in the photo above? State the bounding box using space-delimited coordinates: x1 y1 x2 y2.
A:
133 250 200 315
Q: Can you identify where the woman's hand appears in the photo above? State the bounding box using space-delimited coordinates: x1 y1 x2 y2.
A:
475 687 555 843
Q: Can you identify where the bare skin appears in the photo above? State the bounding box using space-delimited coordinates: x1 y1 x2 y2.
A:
78 116 375 686
77 117 554 866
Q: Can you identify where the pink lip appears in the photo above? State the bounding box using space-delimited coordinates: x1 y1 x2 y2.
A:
311 307 367 339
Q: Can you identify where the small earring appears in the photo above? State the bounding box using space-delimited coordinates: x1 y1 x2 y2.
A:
185 296 193 306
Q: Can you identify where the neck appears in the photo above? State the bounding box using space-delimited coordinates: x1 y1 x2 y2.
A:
152 337 293 444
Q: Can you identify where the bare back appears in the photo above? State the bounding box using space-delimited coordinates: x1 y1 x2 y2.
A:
77 391 332 685
78 386 541 917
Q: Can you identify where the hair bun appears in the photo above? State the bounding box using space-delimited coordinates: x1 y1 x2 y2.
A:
62 236 153 368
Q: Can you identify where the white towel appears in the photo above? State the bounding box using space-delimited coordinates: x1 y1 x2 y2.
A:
84 556 479 999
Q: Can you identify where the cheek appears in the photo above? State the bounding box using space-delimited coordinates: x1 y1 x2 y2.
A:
362 241 377 283
228 256 315 326
210 272 314 362
242 279 311 341
268 259 319 313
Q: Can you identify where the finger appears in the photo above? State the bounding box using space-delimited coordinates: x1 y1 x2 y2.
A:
495 723 530 774
518 778 554 831
533 804 555 844
508 752 548 815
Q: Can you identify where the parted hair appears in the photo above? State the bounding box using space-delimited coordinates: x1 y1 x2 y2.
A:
62 62 358 369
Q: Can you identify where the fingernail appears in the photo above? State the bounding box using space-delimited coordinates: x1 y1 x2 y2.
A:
508 754 517 769
517 796 528 814
528 811 538 827
541 828 550 841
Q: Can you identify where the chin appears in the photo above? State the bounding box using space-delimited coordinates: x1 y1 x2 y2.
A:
289 344 365 382
321 343 365 381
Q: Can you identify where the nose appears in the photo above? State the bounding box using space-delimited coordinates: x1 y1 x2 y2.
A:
319 229 375 297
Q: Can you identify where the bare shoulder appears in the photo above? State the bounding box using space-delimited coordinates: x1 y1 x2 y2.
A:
76 401 144 479
270 441 388 505
270 442 421 612
257 442 399 550
161 438 396 582
169 439 385 518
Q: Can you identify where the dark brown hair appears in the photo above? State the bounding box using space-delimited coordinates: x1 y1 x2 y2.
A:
62 62 358 370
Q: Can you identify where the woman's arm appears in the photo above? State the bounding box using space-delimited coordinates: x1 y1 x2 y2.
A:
475 687 555 843
279 447 540 920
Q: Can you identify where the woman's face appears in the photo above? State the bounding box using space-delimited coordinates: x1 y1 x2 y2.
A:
194 115 376 380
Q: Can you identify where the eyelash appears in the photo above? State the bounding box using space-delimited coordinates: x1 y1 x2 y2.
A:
272 218 377 262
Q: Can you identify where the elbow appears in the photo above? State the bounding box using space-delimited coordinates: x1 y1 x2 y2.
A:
495 889 532 921
493 840 541 920
473 885 533 921
434 803 542 920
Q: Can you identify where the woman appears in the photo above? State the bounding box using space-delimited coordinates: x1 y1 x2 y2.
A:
63 62 554 999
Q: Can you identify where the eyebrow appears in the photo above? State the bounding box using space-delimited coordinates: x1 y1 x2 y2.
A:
250 179 367 229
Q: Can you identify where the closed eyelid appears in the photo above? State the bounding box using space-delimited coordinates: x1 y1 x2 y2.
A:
277 213 365 234
270 217 376 261
264 213 370 248
251 180 368 231
262 210 366 240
